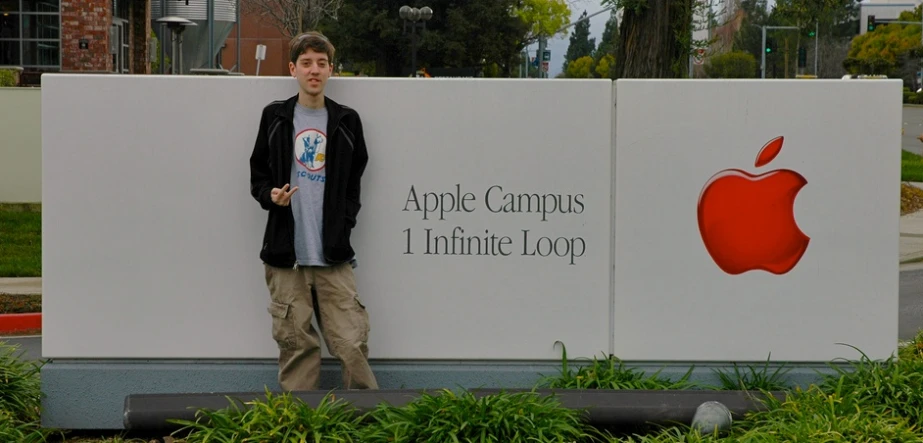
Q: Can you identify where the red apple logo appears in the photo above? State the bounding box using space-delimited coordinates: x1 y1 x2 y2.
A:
697 136 809 275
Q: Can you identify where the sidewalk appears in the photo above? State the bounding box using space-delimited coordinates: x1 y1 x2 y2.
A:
900 182 923 270
903 182 923 266
0 277 41 295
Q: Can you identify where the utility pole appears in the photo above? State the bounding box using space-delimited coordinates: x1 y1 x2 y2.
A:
814 20 818 76
537 35 546 78
761 25 800 79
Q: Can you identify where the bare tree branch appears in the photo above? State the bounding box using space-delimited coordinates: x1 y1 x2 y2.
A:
242 0 344 39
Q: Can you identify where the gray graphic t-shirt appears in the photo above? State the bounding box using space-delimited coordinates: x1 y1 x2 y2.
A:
291 103 329 266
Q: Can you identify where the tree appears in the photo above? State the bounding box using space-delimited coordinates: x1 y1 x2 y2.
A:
704 50 758 77
772 0 858 75
605 0 696 78
320 0 532 77
843 6 923 81
594 9 619 60
562 10 596 71
733 0 859 78
243 0 345 39
512 0 572 45
596 54 616 78
565 55 595 77
733 0 770 59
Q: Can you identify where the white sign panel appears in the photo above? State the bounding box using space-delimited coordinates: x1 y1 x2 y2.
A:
41 76 613 360
613 79 901 361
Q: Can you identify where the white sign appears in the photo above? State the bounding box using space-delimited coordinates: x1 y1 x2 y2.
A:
41 76 614 360
613 79 901 362
255 44 266 61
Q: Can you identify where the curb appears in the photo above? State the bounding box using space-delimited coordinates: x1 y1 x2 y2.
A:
0 313 41 333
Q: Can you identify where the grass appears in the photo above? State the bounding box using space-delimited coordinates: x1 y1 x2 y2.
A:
537 342 697 390
0 208 41 277
903 149 923 183
0 341 60 442
711 353 792 392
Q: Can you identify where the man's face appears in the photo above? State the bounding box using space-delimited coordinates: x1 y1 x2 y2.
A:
289 48 333 97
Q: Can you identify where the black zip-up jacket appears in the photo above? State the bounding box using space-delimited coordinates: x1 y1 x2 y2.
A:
249 94 369 268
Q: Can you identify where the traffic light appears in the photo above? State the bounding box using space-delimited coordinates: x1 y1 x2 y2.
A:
765 37 774 54
798 47 807 68
808 30 816 37
868 15 876 32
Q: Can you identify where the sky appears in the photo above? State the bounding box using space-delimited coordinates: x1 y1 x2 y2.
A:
539 0 778 78
540 0 612 78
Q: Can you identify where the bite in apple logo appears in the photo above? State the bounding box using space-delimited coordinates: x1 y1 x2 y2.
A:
696 136 809 275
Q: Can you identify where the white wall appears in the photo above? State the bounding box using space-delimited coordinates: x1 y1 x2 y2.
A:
41 75 901 362
0 88 41 203
41 75 614 360
613 79 901 361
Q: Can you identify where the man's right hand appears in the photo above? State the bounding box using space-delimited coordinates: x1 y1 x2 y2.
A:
271 184 299 207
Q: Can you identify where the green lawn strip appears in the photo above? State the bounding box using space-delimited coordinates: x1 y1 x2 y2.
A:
0 210 41 278
903 150 923 183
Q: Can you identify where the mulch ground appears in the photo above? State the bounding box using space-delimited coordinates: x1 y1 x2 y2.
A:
902 183 923 215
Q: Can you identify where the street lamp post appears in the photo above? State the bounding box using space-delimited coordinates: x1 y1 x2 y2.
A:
399 5 433 77
155 16 196 75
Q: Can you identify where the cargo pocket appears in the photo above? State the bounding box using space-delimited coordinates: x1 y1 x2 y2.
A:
268 301 297 350
354 295 370 341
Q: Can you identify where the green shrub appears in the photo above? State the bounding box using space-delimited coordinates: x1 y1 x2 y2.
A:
537 342 696 390
0 409 51 443
704 51 758 79
899 329 923 362
0 341 56 442
171 390 362 442
729 385 921 442
0 342 42 423
711 354 792 391
0 70 14 87
359 389 597 443
817 345 923 429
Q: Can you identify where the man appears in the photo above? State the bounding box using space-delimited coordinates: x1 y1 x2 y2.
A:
248 31 376 391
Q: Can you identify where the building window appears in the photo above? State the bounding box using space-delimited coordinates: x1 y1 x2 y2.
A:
0 0 60 70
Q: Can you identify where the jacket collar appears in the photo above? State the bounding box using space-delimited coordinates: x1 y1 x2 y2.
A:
275 93 345 129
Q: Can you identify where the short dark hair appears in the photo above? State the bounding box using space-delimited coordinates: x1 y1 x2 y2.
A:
289 31 335 64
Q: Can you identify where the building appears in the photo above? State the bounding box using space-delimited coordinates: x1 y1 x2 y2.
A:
218 5 291 77
0 0 152 84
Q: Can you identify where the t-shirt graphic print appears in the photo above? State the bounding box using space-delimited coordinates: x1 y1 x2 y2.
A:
296 129 327 174
290 104 329 266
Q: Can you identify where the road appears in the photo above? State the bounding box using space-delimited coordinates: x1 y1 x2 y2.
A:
900 268 923 342
903 106 923 155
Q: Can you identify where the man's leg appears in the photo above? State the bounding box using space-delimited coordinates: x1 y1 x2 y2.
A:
264 264 322 391
313 263 378 389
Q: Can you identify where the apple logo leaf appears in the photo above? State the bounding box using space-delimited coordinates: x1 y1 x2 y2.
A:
754 136 784 168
